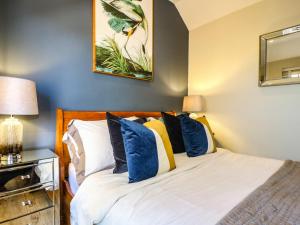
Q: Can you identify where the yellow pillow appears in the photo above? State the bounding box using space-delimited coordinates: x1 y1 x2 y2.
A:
144 120 176 171
195 116 217 153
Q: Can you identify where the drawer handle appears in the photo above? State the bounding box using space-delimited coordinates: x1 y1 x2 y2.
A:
21 200 32 206
20 174 31 180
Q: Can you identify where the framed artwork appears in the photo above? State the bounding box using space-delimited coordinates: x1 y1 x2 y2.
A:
93 0 153 81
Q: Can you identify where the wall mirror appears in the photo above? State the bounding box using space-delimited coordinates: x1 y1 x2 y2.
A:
259 24 300 87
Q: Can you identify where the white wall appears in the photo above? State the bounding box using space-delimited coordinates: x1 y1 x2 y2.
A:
189 0 300 161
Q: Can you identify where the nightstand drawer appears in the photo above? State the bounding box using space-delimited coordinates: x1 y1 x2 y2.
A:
0 189 54 223
0 161 54 197
1 207 54 225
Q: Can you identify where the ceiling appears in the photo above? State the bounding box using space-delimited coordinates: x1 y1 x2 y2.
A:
170 0 264 30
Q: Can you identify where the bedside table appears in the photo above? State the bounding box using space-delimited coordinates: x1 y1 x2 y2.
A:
0 149 60 225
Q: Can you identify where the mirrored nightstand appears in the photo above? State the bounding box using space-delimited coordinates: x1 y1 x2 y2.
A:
0 149 60 225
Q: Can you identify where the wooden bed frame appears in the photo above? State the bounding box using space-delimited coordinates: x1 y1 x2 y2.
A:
55 108 175 225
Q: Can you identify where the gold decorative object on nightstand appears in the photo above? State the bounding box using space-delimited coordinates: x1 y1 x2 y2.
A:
0 149 60 225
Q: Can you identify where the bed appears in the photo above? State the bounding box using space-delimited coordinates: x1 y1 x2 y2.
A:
55 109 175 225
55 109 300 225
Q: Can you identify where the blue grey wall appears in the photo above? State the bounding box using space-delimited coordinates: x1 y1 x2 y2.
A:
1 0 188 150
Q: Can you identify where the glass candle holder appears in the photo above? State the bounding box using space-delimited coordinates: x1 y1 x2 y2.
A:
0 116 23 156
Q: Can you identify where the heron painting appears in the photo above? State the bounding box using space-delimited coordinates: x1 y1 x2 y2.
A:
93 0 153 81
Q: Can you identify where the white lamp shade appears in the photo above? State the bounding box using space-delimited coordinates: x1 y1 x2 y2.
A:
0 76 39 115
182 95 203 112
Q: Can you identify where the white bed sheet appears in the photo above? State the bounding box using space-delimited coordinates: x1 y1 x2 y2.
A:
68 163 79 195
71 149 283 225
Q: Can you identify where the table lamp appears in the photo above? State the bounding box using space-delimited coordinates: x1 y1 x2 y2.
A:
182 95 203 119
0 76 39 161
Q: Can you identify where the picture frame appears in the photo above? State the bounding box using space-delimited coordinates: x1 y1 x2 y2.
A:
92 0 154 81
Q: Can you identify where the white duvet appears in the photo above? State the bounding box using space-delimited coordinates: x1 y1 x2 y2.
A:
71 149 283 225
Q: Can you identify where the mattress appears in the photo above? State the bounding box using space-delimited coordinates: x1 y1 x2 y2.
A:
71 149 283 225
68 163 79 195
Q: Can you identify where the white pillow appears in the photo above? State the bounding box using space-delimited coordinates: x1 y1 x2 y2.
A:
72 120 115 176
124 116 139 121
62 116 140 183
63 124 86 185
62 132 75 160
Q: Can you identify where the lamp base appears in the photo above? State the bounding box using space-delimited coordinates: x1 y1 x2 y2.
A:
189 113 199 119
0 144 23 155
0 153 22 165
0 116 23 156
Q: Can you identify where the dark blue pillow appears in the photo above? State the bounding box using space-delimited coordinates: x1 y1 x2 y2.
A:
120 119 159 183
161 112 187 154
179 115 208 157
106 112 147 174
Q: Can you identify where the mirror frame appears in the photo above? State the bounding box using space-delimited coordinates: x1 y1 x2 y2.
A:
259 24 300 87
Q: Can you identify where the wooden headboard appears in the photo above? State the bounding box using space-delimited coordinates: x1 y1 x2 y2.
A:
55 108 175 181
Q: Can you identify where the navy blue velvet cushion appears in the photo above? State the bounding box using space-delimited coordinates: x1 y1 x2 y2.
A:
179 115 208 157
120 119 159 183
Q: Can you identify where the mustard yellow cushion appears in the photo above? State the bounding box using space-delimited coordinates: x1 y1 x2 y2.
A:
195 116 217 153
144 120 176 171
